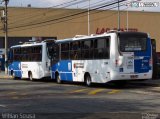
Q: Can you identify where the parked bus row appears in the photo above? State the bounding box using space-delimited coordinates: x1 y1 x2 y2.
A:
8 31 153 86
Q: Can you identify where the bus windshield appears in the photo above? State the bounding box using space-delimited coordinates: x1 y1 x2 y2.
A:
46 41 57 59
118 32 148 52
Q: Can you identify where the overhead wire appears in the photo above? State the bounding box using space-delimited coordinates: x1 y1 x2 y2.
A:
71 0 133 23
7 0 129 33
8 0 116 27
8 0 88 24
8 0 125 30
8 0 84 17
0 0 133 33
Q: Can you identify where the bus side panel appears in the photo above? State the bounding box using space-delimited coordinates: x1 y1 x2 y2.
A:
72 60 86 82
51 60 73 81
134 56 151 73
20 62 42 79
72 60 110 83
9 62 22 78
60 60 72 81
134 38 152 74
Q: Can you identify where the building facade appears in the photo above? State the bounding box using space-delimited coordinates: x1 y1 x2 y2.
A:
0 7 160 51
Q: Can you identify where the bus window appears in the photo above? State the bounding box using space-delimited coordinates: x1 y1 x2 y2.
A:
94 37 110 59
52 45 59 61
81 40 93 59
119 33 147 52
70 41 81 60
8 49 14 63
46 42 57 59
61 43 69 60
13 48 21 61
104 37 110 59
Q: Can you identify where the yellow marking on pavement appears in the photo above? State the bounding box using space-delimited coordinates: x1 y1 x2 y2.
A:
12 97 19 99
8 92 17 95
108 90 121 94
88 89 105 95
0 104 6 108
0 76 13 79
20 93 27 96
69 89 88 93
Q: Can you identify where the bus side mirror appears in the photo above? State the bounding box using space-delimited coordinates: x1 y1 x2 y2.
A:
52 53 57 59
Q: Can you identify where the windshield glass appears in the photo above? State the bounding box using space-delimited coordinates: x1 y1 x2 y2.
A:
46 42 55 59
119 32 148 52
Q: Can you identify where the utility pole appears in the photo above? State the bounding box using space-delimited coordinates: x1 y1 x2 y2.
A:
118 0 120 31
127 10 128 31
88 0 90 35
2 0 9 74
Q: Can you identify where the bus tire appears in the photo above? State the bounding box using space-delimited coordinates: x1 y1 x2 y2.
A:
56 73 62 84
84 73 92 87
28 71 33 81
11 70 16 79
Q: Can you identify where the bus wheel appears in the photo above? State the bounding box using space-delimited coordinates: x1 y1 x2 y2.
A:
28 72 33 81
56 73 62 84
11 71 16 79
85 74 92 87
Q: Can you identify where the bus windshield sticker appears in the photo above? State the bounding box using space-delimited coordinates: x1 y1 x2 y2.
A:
127 60 133 69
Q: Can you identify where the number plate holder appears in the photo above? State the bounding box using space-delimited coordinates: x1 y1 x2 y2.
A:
130 75 138 79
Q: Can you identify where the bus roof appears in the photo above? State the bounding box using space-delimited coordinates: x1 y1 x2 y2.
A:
56 38 73 43
56 31 148 43
10 39 56 49
10 41 45 48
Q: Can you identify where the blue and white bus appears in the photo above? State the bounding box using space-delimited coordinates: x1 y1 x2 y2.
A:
50 31 152 86
8 40 55 80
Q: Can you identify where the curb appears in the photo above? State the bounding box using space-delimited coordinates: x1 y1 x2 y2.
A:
149 87 160 93
0 76 13 79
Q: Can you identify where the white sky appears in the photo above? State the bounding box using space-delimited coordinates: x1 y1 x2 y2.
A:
1 0 160 12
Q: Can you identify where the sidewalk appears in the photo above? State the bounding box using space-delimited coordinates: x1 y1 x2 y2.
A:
0 71 13 79
141 78 160 85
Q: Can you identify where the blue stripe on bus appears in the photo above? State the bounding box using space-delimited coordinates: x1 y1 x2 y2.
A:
134 38 152 73
8 62 22 78
51 60 73 81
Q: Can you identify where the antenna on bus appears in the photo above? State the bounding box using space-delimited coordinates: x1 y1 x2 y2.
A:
22 39 37 44
106 30 118 33
74 35 88 38
90 34 97 36
44 39 56 43
29 39 36 42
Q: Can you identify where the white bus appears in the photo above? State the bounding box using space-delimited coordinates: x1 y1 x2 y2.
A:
50 31 152 86
8 40 55 80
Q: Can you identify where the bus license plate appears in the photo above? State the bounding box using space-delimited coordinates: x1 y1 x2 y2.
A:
130 75 138 79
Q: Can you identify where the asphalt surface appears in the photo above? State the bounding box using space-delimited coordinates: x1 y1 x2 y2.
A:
0 77 160 119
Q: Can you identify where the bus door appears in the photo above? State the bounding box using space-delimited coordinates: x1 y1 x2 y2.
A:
12 62 22 78
50 44 59 79
8 48 22 78
41 44 50 77
0 54 5 71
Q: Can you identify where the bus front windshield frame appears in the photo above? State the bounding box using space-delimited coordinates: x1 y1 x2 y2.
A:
46 42 55 59
118 32 148 52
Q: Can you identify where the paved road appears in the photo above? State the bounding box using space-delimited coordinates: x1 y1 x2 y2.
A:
0 78 160 119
